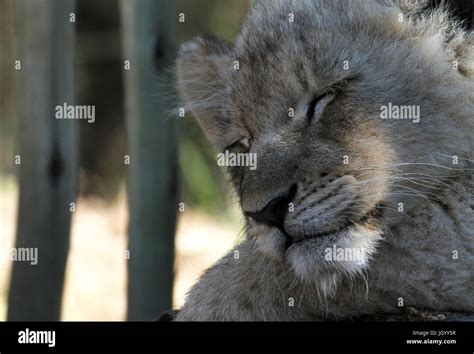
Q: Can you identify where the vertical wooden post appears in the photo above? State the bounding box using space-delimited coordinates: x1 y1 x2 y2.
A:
8 0 77 320
121 0 179 320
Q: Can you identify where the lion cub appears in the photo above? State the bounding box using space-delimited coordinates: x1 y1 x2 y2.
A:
174 0 474 320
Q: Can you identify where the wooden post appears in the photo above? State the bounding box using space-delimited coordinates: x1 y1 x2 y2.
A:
8 0 77 320
121 0 179 320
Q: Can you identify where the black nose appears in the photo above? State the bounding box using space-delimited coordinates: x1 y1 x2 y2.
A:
244 184 297 229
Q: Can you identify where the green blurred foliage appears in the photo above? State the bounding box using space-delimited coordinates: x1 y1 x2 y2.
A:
177 0 251 42
176 0 250 214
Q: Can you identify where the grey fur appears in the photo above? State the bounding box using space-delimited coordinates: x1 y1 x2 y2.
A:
175 0 474 320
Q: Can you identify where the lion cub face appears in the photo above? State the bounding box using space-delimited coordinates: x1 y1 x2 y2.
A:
177 0 472 282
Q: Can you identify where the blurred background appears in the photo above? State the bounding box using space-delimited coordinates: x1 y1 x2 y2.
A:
0 0 252 320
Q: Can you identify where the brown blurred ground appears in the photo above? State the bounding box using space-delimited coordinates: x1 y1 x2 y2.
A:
0 178 241 320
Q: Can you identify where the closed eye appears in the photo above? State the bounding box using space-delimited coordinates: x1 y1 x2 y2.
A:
223 137 251 152
306 90 336 122
305 76 358 122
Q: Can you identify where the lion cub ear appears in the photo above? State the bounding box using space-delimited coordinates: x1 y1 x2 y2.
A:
454 33 474 77
177 36 233 148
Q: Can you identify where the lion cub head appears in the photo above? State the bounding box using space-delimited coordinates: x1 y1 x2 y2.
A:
177 0 474 283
